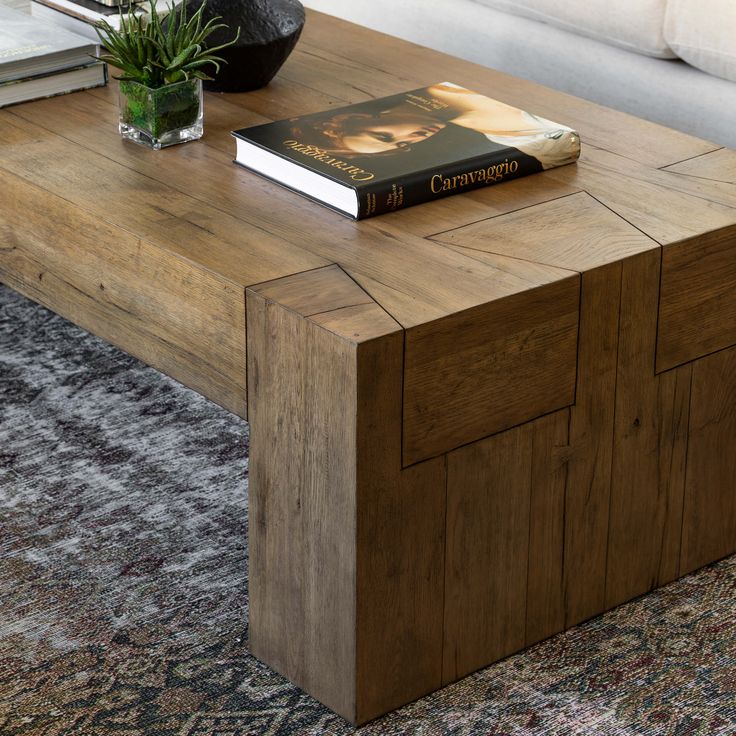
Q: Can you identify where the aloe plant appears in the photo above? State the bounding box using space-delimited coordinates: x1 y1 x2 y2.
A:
95 0 240 88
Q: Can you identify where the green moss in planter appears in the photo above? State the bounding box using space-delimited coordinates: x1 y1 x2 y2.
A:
120 78 201 138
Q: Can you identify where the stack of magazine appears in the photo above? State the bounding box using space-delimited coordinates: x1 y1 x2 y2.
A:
31 0 155 42
0 5 106 109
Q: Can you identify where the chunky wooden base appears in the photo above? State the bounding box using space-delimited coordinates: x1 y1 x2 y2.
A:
246 250 736 724
1 8 736 727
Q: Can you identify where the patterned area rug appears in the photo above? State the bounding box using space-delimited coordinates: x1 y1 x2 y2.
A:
1 283 735 736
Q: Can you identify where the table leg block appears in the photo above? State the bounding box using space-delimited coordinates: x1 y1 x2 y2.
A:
439 249 736 692
246 266 446 725
246 254 736 724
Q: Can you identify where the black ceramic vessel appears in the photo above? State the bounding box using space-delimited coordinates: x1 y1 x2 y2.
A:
186 0 305 93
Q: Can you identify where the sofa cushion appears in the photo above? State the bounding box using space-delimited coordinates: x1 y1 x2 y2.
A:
665 0 736 83
474 0 675 58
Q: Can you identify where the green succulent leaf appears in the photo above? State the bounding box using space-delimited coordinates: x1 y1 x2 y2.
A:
95 0 238 88
167 43 199 70
181 57 220 75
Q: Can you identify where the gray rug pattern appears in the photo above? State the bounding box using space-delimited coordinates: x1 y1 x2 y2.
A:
1 283 735 735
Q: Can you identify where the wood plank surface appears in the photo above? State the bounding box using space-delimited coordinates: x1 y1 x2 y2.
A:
654 364 692 585
526 410 570 646
605 250 689 608
431 191 658 271
355 336 446 724
657 227 736 372
562 263 621 628
545 146 736 246
0 111 328 288
605 250 661 609
247 289 359 719
3 16 735 342
403 274 579 465
384 175 581 239
14 76 574 258
0 168 247 415
663 147 735 182
0 104 572 332
443 423 532 684
247 265 446 725
246 264 372 317
681 347 736 575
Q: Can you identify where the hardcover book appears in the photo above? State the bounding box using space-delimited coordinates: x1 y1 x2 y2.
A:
0 4 98 83
232 82 581 219
0 5 106 108
30 0 153 43
0 64 107 108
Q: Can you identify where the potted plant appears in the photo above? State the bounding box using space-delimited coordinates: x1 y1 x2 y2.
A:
95 0 239 149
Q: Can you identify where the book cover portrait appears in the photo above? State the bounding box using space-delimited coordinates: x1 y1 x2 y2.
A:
233 83 580 218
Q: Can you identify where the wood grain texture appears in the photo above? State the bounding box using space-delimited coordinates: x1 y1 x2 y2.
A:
525 410 570 646
545 146 736 246
605 250 688 608
654 364 692 585
247 265 446 725
0 111 328 289
562 263 621 628
431 192 659 271
3 32 735 337
355 337 446 724
663 147 735 182
247 290 359 719
403 275 579 465
247 264 371 317
0 93 577 332
386 175 581 239
443 423 532 684
681 347 736 575
281 29 736 250
657 227 736 372
0 168 247 416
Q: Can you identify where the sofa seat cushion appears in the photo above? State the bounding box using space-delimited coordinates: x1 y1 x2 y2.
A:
474 0 674 58
665 0 736 83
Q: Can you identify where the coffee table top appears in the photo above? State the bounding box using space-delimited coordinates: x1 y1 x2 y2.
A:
2 9 736 462
2 9 733 321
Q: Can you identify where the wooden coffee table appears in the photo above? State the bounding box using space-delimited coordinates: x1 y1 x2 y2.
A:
2 9 736 726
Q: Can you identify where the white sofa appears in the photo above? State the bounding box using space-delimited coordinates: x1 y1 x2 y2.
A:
303 0 736 148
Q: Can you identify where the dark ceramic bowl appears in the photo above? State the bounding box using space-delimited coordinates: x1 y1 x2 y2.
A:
185 0 305 93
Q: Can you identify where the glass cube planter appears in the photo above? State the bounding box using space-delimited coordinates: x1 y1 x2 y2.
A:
118 78 203 150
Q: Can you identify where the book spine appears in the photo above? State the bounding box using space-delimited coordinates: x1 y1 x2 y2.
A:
355 147 543 220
